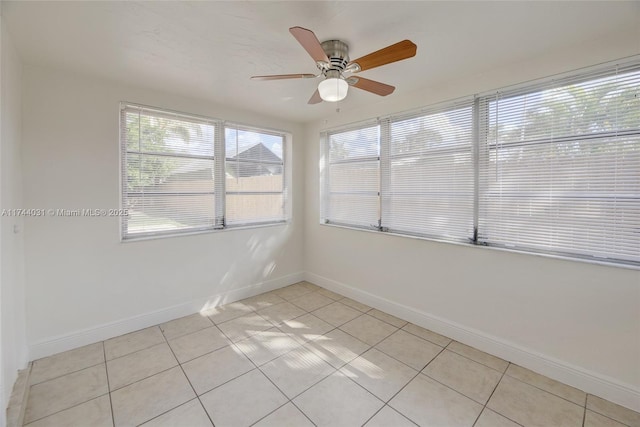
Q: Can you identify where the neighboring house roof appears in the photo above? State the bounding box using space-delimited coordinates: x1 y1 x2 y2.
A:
163 142 282 182
227 142 283 178
232 142 282 164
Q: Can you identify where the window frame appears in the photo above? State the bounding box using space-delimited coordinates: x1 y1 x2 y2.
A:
321 122 382 230
383 100 475 243
224 123 289 228
476 65 640 265
319 58 640 268
119 102 291 241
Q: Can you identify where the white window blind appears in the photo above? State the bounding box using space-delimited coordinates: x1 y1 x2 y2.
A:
319 58 639 267
478 63 640 264
321 124 380 229
121 104 220 239
383 100 474 241
225 126 287 226
121 103 290 240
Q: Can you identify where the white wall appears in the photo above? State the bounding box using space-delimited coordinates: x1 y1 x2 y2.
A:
21 65 305 357
0 12 27 426
304 29 640 409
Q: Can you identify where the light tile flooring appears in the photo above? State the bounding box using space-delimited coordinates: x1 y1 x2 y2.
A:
21 282 640 427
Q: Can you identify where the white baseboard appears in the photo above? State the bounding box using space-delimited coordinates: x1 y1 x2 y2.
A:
304 271 640 413
28 271 305 361
6 364 31 427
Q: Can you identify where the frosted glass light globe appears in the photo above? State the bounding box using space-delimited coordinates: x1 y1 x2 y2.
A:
318 78 349 102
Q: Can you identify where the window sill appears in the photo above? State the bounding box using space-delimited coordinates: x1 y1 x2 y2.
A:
121 220 291 243
319 222 640 271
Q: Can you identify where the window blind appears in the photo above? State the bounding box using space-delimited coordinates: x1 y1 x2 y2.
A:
383 101 475 241
319 58 639 267
321 125 380 229
225 126 287 226
477 63 640 264
120 103 290 240
121 104 220 239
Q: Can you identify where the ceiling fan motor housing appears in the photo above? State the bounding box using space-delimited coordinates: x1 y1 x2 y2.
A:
320 40 350 74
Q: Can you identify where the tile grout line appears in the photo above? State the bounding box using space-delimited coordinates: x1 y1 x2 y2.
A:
444 340 510 373
362 404 420 427
160 322 218 427
108 363 182 394
232 332 304 426
399 324 453 348
102 342 116 427
470 362 525 427
582 403 587 427
244 296 376 425
321 292 591 423
584 404 635 427
501 371 588 409
29 284 639 427
162 323 215 343
288 401 318 427
137 398 205 427
27 359 105 388
246 401 291 427
371 336 442 373
178 344 255 396
321 288 597 419
22 364 114 426
377 344 449 426
338 320 441 426
98 307 409 424
470 361 507 427
103 325 166 360
22 392 112 426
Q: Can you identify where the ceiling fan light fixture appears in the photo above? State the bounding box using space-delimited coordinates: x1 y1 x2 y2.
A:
318 77 348 102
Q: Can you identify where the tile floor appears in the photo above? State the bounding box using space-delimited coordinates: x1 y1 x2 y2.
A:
21 281 640 427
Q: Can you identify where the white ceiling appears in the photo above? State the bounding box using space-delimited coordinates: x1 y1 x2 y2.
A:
3 1 639 123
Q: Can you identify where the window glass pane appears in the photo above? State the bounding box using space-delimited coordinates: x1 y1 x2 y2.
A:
126 111 214 157
385 104 474 241
122 106 217 238
225 128 283 160
225 127 286 226
322 125 381 228
327 195 380 228
319 62 639 266
121 105 290 239
329 161 379 193
126 154 214 193
479 67 640 264
225 194 285 224
125 194 216 235
329 125 379 161
226 166 283 193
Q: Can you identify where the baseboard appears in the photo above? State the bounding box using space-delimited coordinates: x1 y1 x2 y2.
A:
304 271 640 413
28 271 305 361
6 363 31 427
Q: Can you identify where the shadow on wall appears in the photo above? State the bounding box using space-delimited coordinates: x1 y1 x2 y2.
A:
198 225 293 314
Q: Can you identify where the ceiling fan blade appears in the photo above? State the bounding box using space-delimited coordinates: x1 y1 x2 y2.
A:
289 26 329 63
348 40 417 72
251 74 316 80
308 89 323 104
348 76 395 96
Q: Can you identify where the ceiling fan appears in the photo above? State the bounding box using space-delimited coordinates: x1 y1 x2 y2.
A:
251 27 417 104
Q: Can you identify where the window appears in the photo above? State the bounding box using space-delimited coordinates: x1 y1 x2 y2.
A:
321 100 474 243
320 59 640 266
321 124 380 228
478 64 640 264
225 126 288 226
121 103 289 239
385 101 474 241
